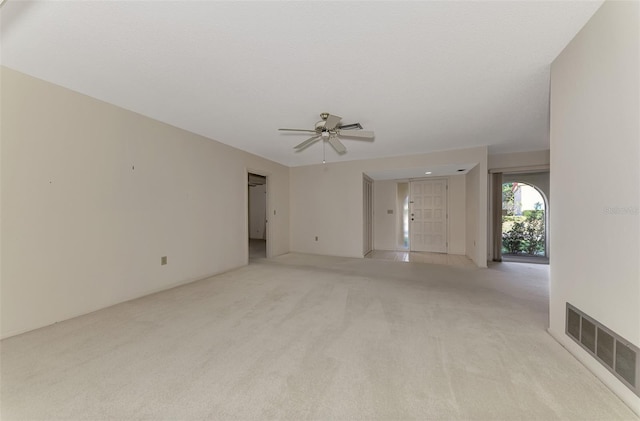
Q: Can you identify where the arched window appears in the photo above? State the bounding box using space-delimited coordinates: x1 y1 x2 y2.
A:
502 182 547 257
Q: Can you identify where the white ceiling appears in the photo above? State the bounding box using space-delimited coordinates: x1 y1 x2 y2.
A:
0 0 602 167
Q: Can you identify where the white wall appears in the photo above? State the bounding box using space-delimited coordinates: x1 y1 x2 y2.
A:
290 146 487 263
550 0 639 413
373 180 398 251
249 184 266 239
0 67 290 338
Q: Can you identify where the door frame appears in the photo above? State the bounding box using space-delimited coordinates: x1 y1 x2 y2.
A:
363 174 373 256
246 169 270 262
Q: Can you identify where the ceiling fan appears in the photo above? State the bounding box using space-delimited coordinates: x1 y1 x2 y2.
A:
279 113 374 155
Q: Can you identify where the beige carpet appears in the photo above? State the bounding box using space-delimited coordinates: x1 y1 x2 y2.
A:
1 254 637 420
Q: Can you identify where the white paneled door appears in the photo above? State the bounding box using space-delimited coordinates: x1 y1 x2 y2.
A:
410 179 447 253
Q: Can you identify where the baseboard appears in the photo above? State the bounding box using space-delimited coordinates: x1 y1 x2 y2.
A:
547 327 640 417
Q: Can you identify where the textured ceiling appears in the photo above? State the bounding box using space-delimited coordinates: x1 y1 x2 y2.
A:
1 1 602 166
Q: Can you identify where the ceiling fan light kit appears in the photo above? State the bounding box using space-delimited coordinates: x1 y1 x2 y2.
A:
279 113 375 158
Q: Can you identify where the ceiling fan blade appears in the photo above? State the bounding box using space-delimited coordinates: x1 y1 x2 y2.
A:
324 114 342 130
328 137 347 154
294 135 321 150
338 123 363 130
279 128 318 133
338 130 375 139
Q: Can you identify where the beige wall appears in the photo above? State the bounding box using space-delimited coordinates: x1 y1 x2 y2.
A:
447 175 466 255
290 147 487 263
373 180 398 251
488 150 550 171
0 67 290 338
289 162 364 257
550 0 639 413
465 165 480 265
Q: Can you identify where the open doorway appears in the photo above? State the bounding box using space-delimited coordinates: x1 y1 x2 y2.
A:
248 173 267 260
501 181 548 263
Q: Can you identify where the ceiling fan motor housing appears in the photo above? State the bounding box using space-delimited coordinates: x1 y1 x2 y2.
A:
315 120 329 133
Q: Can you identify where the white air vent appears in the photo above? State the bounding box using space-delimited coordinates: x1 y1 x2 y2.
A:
566 303 639 397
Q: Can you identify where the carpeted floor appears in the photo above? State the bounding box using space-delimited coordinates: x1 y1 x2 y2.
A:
1 254 637 420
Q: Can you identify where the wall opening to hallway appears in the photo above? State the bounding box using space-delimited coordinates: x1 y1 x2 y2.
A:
248 173 267 260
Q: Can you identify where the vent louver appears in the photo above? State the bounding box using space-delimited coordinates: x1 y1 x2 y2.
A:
566 303 639 397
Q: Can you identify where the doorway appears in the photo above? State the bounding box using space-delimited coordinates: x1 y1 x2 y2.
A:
248 173 267 260
409 178 448 253
501 181 548 263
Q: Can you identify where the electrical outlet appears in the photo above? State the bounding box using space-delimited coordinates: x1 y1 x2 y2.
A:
161 256 167 265
315 236 318 241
